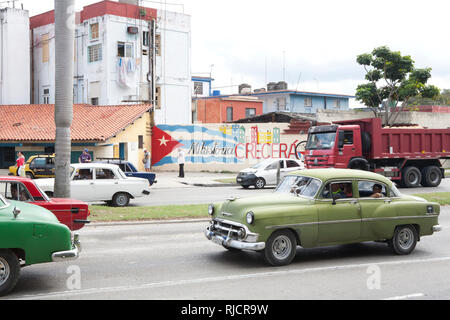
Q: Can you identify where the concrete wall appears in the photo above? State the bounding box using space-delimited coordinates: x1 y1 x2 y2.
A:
0 8 30 104
316 109 450 129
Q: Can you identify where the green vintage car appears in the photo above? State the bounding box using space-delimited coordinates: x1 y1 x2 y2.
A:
0 194 80 296
205 169 441 266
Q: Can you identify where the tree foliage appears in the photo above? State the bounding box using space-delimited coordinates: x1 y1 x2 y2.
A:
355 46 440 125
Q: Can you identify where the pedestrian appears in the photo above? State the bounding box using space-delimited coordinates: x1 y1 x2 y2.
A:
79 149 92 163
177 148 185 178
143 149 151 172
16 151 26 177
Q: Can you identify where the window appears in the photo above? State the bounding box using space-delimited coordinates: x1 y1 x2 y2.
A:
91 97 99 106
138 135 144 149
143 31 149 47
0 182 32 202
226 107 233 122
155 86 161 109
42 33 49 63
95 168 117 180
118 42 133 58
321 181 353 199
266 160 285 170
155 34 161 56
334 99 341 109
286 160 300 168
73 169 93 181
277 98 287 111
88 44 102 62
357 181 387 198
245 108 256 118
90 23 99 40
43 88 50 104
304 97 312 108
194 82 203 95
343 131 353 145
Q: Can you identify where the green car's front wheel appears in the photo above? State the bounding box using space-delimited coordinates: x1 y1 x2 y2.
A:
263 230 297 266
0 249 20 297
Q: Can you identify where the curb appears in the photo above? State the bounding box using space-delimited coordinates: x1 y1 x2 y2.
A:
86 218 210 228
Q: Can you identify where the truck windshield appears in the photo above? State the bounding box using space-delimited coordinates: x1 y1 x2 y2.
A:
306 132 337 150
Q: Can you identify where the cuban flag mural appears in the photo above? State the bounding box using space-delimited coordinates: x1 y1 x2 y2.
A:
151 124 306 168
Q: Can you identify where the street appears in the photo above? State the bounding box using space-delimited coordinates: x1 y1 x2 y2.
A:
130 178 450 207
5 207 450 300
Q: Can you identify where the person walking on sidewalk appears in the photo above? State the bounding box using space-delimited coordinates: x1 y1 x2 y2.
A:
143 149 151 172
16 151 26 177
177 148 185 178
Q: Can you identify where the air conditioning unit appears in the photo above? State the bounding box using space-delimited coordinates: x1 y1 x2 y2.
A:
127 26 139 34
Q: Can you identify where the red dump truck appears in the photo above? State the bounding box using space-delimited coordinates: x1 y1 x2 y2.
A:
303 117 450 187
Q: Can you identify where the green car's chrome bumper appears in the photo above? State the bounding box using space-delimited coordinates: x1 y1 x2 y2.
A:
52 233 81 262
205 228 265 251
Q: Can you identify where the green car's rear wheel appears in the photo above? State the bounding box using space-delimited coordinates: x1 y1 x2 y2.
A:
263 230 297 266
389 225 418 255
0 249 20 297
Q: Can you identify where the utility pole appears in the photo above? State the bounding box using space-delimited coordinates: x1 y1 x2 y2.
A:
54 0 75 198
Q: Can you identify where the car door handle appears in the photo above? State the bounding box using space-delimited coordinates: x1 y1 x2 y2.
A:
384 199 391 204
89 182 94 185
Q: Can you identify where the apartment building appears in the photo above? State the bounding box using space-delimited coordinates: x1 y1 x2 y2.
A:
30 0 192 124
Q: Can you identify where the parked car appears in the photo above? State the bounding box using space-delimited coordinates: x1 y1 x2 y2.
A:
35 163 151 207
96 158 157 186
236 158 304 189
0 176 90 231
206 169 441 266
9 154 55 179
0 194 80 296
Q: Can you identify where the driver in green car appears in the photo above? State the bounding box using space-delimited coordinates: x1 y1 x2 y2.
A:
330 183 347 199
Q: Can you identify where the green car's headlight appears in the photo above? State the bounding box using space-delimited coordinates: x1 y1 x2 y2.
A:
246 211 254 225
208 204 214 216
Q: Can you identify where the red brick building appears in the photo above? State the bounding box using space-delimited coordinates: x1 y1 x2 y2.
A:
194 96 263 123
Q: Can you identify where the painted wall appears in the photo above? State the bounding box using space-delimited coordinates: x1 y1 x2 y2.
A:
0 8 30 105
151 123 307 172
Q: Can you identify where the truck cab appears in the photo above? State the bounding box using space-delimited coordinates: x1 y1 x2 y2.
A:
304 124 363 169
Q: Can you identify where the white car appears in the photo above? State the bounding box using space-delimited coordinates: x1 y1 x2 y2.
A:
35 163 151 207
236 158 304 189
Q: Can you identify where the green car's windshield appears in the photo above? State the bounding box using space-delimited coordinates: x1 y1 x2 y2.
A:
306 132 337 150
276 176 321 198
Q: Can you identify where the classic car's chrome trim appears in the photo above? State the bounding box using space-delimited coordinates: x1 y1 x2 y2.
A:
213 218 260 242
52 234 81 262
266 215 440 230
205 229 265 251
433 225 442 232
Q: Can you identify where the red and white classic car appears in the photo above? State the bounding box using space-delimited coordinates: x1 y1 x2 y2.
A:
0 176 90 231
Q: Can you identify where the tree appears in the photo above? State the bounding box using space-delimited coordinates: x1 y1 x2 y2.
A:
355 46 440 126
54 0 75 198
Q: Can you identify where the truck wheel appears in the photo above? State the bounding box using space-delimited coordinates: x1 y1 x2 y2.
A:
26 172 34 179
0 249 20 297
112 193 130 207
263 230 297 266
388 225 418 255
401 166 421 188
421 166 442 187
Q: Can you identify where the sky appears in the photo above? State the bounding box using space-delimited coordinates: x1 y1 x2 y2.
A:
14 0 450 105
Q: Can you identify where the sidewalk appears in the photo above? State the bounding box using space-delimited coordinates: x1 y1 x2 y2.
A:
151 171 238 189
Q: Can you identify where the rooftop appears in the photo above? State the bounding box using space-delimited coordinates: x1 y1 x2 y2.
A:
0 104 152 142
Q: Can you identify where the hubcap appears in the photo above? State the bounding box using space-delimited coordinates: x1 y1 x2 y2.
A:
397 228 414 250
272 235 292 260
256 180 264 188
116 195 127 206
0 257 10 287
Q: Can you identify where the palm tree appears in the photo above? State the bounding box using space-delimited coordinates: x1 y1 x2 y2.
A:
54 0 75 198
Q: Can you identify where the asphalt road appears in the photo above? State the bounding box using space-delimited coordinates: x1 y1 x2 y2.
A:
6 206 450 300
129 178 450 207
